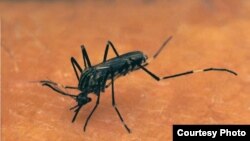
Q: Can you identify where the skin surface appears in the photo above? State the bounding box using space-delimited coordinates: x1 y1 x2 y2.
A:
1 1 250 141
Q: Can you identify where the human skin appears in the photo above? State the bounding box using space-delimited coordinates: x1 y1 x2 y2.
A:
1 1 249 141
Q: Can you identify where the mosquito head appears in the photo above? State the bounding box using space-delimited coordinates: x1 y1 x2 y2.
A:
76 94 92 106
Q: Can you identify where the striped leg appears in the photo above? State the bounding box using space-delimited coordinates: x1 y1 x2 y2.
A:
138 64 237 81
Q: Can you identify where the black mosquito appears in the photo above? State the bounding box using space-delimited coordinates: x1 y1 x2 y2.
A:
40 36 237 133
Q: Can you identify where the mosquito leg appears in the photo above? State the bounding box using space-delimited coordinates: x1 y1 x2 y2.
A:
103 41 120 62
83 93 100 132
71 57 83 81
161 68 237 79
111 69 131 133
81 45 92 67
138 64 161 81
137 63 237 81
203 68 237 75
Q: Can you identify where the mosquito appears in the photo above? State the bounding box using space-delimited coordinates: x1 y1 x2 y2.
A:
40 36 237 133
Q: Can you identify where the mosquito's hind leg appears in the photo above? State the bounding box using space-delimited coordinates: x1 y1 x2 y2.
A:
103 41 120 62
135 62 237 81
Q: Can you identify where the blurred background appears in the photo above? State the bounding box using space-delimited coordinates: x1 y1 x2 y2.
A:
1 0 250 141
